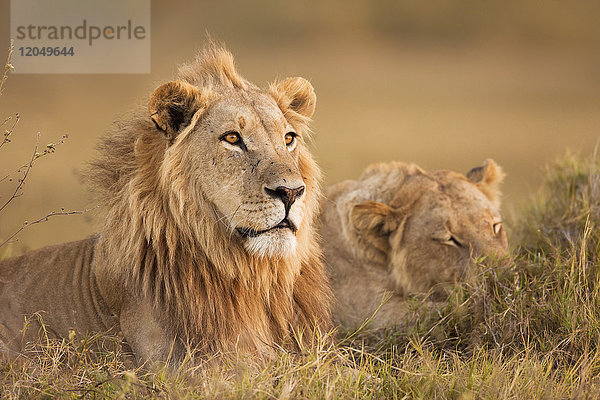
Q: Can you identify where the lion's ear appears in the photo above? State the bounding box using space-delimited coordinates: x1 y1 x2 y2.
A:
270 77 317 122
149 81 202 142
467 159 505 207
350 201 406 256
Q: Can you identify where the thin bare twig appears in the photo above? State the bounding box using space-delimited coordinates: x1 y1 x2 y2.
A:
0 133 69 213
0 133 40 214
0 112 20 150
0 207 95 249
0 39 14 97
21 133 68 168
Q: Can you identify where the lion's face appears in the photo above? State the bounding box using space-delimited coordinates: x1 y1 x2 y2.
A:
347 160 508 297
148 72 318 259
190 91 308 257
388 170 507 296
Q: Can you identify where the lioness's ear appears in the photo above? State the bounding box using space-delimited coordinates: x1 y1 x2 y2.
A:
270 77 317 120
149 81 202 142
351 201 405 256
467 159 505 207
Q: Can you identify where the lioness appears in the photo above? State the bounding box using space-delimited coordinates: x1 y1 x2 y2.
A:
0 46 332 363
320 160 508 329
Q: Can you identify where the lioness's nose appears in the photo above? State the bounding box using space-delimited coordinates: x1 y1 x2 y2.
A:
265 185 305 211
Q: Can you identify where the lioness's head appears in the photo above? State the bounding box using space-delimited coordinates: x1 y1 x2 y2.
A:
339 160 508 297
146 46 320 258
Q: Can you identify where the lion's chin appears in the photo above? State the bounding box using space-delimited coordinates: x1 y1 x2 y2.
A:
244 228 297 259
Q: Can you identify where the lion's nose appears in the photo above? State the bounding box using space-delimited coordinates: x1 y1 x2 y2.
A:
265 185 305 212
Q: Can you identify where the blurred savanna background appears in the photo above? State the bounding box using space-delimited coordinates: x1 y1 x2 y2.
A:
1 0 599 255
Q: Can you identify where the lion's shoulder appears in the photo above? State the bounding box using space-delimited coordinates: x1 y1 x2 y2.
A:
1 235 99 277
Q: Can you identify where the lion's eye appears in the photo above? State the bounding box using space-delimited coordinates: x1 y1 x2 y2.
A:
222 132 241 145
493 222 503 235
445 236 463 248
285 132 296 147
433 233 464 248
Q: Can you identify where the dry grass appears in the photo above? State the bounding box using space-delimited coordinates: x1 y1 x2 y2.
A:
3 153 600 399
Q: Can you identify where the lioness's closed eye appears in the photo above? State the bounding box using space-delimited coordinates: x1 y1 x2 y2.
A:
320 159 508 330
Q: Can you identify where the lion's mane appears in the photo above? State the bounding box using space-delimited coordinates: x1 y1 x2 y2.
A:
88 47 331 354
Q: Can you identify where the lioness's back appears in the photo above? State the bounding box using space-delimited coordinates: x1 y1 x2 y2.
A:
0 236 116 353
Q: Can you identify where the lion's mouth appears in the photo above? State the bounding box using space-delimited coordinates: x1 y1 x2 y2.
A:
236 219 296 239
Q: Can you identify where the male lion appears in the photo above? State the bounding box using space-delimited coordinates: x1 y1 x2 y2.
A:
320 160 508 329
0 46 332 363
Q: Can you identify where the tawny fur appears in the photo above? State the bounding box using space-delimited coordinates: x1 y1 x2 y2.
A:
0 45 332 363
320 160 508 330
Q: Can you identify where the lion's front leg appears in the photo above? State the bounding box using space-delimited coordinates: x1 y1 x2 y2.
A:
118 297 184 366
